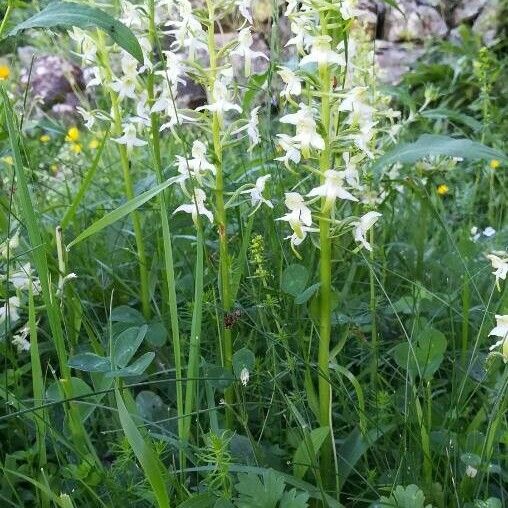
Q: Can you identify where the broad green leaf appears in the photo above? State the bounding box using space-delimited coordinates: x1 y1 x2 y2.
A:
9 2 143 62
111 305 145 324
421 108 482 131
146 320 168 347
293 426 329 479
106 352 155 378
115 388 170 508
280 489 310 508
392 328 447 380
235 470 286 508
46 377 96 420
113 325 148 368
374 484 431 508
281 264 309 297
294 283 320 305
68 352 111 373
232 348 255 378
373 134 507 172
67 179 173 249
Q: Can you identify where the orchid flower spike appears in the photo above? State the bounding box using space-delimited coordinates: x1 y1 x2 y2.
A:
300 35 346 68
241 175 273 210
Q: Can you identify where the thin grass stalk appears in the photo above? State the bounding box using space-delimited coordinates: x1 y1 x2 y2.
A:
205 0 234 425
317 22 334 487
183 225 204 441
96 32 151 319
146 0 185 459
1 87 99 464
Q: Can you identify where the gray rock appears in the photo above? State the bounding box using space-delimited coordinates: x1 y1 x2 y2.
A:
375 40 425 84
472 0 501 46
383 0 448 42
451 0 487 26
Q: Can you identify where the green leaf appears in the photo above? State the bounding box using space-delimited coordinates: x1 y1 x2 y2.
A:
113 325 148 368
235 470 286 508
67 179 173 249
146 320 168 347
177 494 216 508
392 328 447 380
373 135 507 172
106 352 155 378
374 484 430 508
46 377 96 421
280 489 310 508
232 348 255 378
9 2 143 62
421 108 482 131
293 426 329 480
281 264 309 297
111 305 145 324
294 283 320 305
115 388 170 508
68 352 111 373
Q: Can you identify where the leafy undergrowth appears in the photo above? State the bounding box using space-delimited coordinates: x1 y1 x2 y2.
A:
0 1 507 507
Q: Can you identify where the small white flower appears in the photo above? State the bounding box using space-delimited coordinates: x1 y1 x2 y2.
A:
12 324 30 353
339 0 361 20
232 107 261 149
231 27 269 76
241 175 273 209
236 0 253 24
488 314 508 362
285 19 313 55
275 134 301 168
0 231 19 258
76 107 95 130
172 141 216 187
340 152 362 188
300 35 346 67
483 226 496 237
280 103 324 157
113 123 147 152
8 263 41 294
465 465 478 479
0 296 20 327
277 193 316 249
307 170 358 210
240 367 250 386
278 67 302 99
486 252 508 289
69 28 97 64
110 53 139 100
352 211 382 251
156 51 186 86
173 188 214 224
85 66 102 89
197 79 242 125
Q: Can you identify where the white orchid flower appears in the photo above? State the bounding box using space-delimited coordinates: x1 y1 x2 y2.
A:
110 54 139 100
0 296 20 327
113 123 147 152
172 141 216 187
300 35 346 68
232 107 261 149
231 27 269 76
241 175 273 209
236 0 253 24
486 252 508 289
307 170 358 211
488 314 508 362
352 211 382 251
278 67 302 99
280 103 324 157
174 188 214 224
8 263 41 294
339 0 361 20
275 134 301 168
197 79 242 125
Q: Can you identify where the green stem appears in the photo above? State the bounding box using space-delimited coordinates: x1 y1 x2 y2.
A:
97 32 151 319
206 0 234 426
318 55 333 488
369 227 378 390
146 0 185 457
0 0 13 40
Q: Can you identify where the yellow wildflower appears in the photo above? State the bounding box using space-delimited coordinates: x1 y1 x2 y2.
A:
437 184 449 196
88 139 99 150
489 159 500 170
70 143 82 154
39 134 51 143
65 127 80 142
2 155 14 165
0 65 10 80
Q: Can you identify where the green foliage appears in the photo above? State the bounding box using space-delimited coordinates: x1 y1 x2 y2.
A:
9 2 143 61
